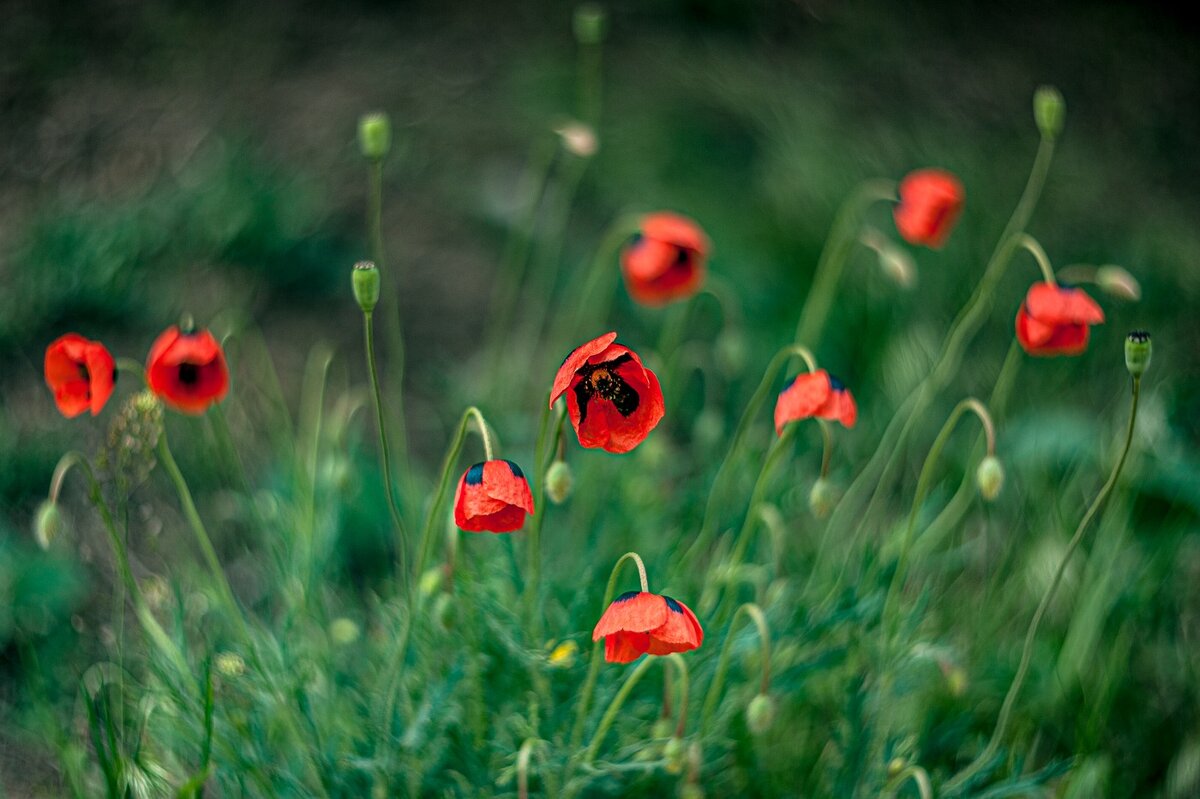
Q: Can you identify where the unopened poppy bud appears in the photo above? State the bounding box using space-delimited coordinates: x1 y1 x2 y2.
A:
1033 85 1065 141
887 757 907 778
573 3 606 45
746 693 776 735
215 652 246 678
976 456 1004 501
946 665 968 697
1096 265 1141 301
809 478 837 519
1125 330 1151 377
358 113 391 161
329 617 361 645
352 261 381 313
545 460 574 505
651 716 673 739
34 500 64 550
679 784 704 799
419 566 444 598
663 737 685 774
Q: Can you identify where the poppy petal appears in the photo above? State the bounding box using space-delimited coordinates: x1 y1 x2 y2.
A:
592 592 669 639
774 371 833 435
550 332 619 407
1025 282 1104 325
605 631 650 663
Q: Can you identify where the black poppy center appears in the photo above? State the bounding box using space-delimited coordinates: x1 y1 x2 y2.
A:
177 362 201 386
573 354 639 423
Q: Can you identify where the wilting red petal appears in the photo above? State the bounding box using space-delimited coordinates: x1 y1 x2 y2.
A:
146 326 230 414
44 334 116 418
1024 282 1105 325
453 460 534 533
550 332 619 407
605 631 651 663
593 592 669 639
893 169 964 249
774 371 833 435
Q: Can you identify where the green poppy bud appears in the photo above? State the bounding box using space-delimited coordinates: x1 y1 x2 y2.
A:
1033 85 1065 141
34 500 64 550
651 716 673 740
545 460 574 505
358 112 391 161
573 4 606 45
1125 330 1151 377
329 617 361 646
746 693 776 735
976 456 1005 502
1096 265 1141 301
663 736 685 774
809 478 837 519
352 261 381 313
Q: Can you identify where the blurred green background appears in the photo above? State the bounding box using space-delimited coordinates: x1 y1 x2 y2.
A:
2 0 1199 795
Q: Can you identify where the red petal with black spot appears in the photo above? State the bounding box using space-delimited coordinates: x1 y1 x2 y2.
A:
146 326 230 414
452 459 535 533
620 212 710 306
550 333 665 454
1015 282 1105 357
592 591 704 663
44 333 116 418
774 369 857 434
893 169 964 249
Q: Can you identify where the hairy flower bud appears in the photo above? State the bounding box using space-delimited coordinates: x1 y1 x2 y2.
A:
1125 330 1151 377
96 391 164 497
329 617 361 645
573 4 606 45
34 500 64 550
746 693 776 735
353 261 381 313
1034 85 1065 141
545 460 574 505
809 478 837 519
976 456 1005 501
358 113 392 161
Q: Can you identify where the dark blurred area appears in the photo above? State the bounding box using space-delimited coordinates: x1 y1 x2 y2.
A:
1 0 1199 792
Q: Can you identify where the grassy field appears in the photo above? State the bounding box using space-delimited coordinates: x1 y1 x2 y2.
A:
2 1 1199 796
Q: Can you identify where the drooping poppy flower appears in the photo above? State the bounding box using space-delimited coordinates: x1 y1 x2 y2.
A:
893 169 964 249
1015 282 1105 356
44 334 116 418
592 591 703 663
774 369 857 435
146 326 230 414
550 332 665 454
452 459 535 533
620 212 710 306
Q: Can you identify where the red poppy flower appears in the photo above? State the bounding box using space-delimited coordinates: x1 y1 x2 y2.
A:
893 169 964 249
146 326 230 414
1015 282 1104 356
44 334 116 418
620 212 710 306
550 332 665 454
452 459 535 533
774 369 857 435
592 591 703 663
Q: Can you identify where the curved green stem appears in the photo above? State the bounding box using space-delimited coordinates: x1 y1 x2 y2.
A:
669 653 690 738
945 376 1140 793
114 357 147 384
680 343 818 570
880 397 995 650
581 656 656 767
882 765 932 799
725 424 798 576
1017 234 1057 285
699 602 771 734
362 310 410 581
793 179 897 347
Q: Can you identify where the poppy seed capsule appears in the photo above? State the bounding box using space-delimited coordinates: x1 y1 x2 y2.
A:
34 500 64 550
358 113 391 160
1033 85 1065 141
1125 330 1151 377
352 261 381 313
976 456 1005 501
545 460 573 504
746 693 776 735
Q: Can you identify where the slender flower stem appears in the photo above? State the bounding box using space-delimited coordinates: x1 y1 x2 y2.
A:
114 357 147 384
669 654 691 737
568 552 650 756
880 398 995 649
157 430 252 648
793 179 898 348
581 656 656 767
821 132 1057 578
724 425 798 580
517 738 537 799
680 344 818 570
524 404 567 637
362 310 410 581
1017 234 1057 284
945 376 1141 793
699 602 771 733
883 766 933 799
467 407 494 461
